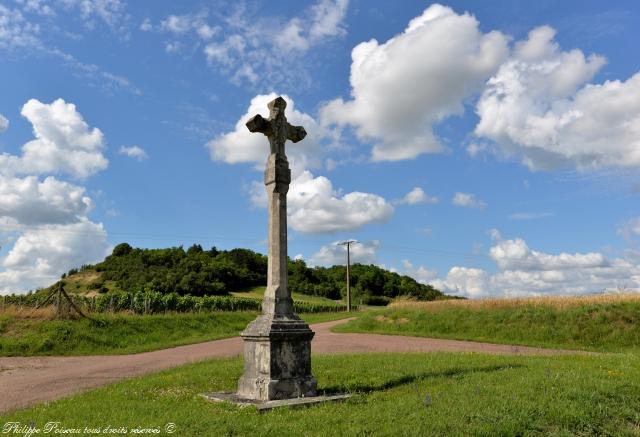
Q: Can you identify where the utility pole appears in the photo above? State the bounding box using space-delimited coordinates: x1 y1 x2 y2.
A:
337 240 358 312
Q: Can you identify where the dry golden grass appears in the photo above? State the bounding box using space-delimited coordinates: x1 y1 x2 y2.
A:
0 304 57 320
391 293 640 312
69 271 101 284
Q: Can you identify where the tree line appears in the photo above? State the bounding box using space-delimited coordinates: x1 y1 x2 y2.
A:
74 243 447 302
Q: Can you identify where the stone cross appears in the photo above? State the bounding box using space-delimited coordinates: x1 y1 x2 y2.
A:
245 96 305 316
237 96 317 401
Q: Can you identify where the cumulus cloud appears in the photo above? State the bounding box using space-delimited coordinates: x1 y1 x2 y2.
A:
288 171 394 233
309 240 379 266
0 221 109 294
397 187 438 205
0 98 109 294
489 238 607 271
0 99 107 179
475 25 640 170
0 175 93 226
0 114 8 133
452 192 486 209
250 170 394 233
431 267 489 298
402 259 438 284
119 145 148 161
320 4 508 161
430 236 640 298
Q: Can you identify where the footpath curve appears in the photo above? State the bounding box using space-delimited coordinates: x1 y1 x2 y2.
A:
0 318 589 413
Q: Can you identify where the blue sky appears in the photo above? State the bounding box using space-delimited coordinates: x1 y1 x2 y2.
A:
0 0 639 297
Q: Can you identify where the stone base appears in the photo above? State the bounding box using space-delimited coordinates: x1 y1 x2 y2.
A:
201 392 351 412
237 314 317 401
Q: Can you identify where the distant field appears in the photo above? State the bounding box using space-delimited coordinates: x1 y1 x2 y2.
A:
2 352 638 435
335 294 640 352
0 308 354 356
231 285 344 305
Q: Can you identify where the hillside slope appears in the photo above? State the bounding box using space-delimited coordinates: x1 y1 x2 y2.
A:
37 243 447 303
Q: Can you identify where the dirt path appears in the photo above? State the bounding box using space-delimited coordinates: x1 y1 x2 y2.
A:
0 318 589 413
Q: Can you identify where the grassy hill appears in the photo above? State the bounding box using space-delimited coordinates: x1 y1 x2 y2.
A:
335 294 640 352
32 243 448 305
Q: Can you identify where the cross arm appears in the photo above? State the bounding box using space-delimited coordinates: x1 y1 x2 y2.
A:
246 114 270 134
287 124 307 143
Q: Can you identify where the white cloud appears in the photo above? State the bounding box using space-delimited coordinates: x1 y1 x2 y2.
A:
397 187 438 205
0 220 109 294
0 114 8 133
430 236 640 298
475 26 640 171
59 0 129 35
161 14 193 34
0 4 137 94
0 175 93 226
309 0 349 40
618 217 640 240
164 41 181 54
489 238 607 271
402 259 438 284
16 0 55 17
249 170 394 233
0 98 110 294
431 267 489 298
452 192 486 209
0 99 107 179
320 4 508 161
287 171 394 233
158 0 349 87
160 11 218 39
309 240 379 266
139 17 152 31
0 5 41 51
487 228 502 242
206 93 327 176
466 142 487 157
119 145 148 161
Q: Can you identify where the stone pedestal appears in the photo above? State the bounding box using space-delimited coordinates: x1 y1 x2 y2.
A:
237 315 317 400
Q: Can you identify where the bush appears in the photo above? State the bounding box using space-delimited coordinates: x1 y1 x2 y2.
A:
362 295 391 306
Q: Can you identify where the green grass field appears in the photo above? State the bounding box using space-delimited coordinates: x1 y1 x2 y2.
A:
0 310 355 357
231 286 344 305
335 296 640 353
2 352 638 436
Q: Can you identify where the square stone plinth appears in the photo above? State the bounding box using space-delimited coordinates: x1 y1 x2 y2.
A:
237 315 317 401
200 392 351 412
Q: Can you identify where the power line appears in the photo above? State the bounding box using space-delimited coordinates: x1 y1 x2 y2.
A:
0 226 497 263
